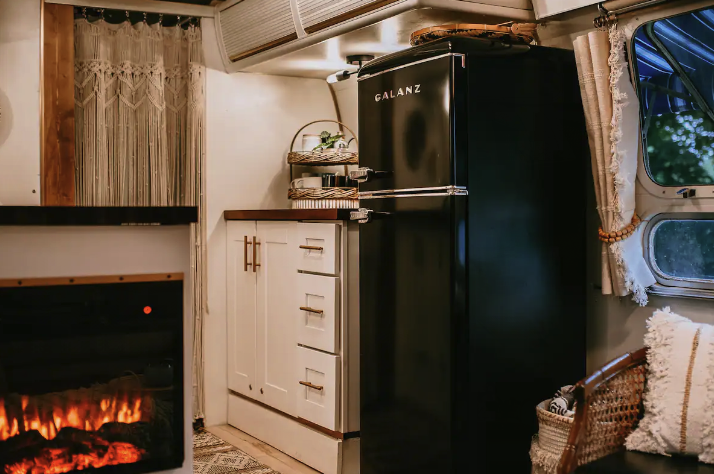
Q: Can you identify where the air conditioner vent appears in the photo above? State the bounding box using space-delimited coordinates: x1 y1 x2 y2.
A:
297 0 399 33
219 0 297 62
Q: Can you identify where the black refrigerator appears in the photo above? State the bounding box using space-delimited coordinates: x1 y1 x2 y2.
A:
352 38 589 473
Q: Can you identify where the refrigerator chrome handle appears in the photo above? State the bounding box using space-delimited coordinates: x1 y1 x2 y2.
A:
350 208 373 224
348 167 392 183
351 208 391 224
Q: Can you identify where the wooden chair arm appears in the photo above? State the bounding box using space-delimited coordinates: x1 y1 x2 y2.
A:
557 348 647 474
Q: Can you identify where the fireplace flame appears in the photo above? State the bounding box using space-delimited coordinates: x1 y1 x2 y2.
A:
5 441 144 474
0 394 143 441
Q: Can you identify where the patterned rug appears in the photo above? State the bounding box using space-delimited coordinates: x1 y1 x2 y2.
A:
194 430 280 474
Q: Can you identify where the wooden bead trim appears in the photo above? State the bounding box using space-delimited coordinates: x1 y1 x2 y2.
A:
680 327 702 454
598 213 641 243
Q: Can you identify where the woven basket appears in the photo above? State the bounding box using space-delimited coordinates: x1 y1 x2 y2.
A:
530 400 573 474
287 120 358 165
288 187 359 209
410 22 537 46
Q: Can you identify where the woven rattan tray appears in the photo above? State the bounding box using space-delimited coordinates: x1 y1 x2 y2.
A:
410 22 537 46
287 120 358 165
288 187 358 210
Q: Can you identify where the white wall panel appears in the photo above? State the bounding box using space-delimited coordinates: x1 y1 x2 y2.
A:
0 0 41 205
202 17 338 427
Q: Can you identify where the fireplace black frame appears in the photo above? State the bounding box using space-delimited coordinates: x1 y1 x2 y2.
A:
0 274 186 474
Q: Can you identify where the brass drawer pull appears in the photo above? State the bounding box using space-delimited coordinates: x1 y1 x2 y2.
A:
299 381 323 391
253 236 260 272
244 236 252 272
300 306 324 314
299 245 323 251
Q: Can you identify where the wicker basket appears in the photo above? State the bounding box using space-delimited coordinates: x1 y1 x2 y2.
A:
288 187 359 209
410 22 537 46
287 120 358 165
530 400 573 474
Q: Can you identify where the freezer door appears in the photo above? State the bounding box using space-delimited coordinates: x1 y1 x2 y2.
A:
357 195 466 474
357 55 466 192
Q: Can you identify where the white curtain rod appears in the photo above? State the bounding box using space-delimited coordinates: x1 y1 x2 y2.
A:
45 0 215 18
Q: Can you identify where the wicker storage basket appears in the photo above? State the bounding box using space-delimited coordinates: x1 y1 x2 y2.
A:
287 120 358 165
410 22 537 46
288 187 359 209
530 400 573 474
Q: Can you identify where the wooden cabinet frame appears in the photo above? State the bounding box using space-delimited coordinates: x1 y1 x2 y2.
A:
41 1 75 205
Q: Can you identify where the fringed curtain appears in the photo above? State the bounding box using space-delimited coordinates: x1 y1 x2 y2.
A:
574 27 656 306
74 18 206 419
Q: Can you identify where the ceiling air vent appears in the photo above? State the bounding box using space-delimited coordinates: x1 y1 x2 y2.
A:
218 0 297 62
297 0 400 34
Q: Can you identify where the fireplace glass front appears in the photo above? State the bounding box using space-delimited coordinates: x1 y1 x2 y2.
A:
0 278 184 474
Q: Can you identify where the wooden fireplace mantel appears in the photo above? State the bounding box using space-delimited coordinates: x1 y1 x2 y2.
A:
0 206 198 226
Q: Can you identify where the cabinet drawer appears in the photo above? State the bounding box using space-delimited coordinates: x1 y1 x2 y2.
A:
296 346 340 431
296 223 339 275
297 273 339 354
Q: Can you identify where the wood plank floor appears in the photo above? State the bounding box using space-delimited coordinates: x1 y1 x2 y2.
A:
207 424 321 474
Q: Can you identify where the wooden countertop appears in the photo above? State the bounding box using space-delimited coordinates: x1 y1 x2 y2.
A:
224 209 354 221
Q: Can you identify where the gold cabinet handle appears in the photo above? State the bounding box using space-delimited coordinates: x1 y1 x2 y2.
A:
253 236 260 273
299 245 323 251
244 236 252 272
300 306 324 314
299 381 323 391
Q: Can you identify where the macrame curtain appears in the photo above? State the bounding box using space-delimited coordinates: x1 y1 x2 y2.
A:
573 27 656 306
74 18 206 419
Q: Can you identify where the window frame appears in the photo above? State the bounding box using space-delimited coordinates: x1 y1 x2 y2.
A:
644 212 714 292
631 9 714 199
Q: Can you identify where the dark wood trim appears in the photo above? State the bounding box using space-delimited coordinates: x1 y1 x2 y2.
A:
229 33 298 62
228 389 351 440
296 417 344 440
0 273 184 288
224 209 353 221
304 0 400 34
0 206 198 226
42 2 75 206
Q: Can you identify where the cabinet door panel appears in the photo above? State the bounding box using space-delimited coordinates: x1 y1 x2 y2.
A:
256 221 298 415
297 273 339 354
296 346 340 431
226 221 257 398
296 223 340 275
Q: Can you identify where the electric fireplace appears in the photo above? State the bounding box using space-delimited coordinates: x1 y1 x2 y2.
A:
0 275 184 474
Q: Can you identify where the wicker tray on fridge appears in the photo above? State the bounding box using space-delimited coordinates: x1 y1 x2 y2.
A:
410 22 537 46
287 120 358 165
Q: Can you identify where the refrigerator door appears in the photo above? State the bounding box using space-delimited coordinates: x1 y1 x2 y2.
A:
356 194 467 474
356 54 466 193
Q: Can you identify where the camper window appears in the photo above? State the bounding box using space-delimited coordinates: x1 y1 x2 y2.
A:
632 7 714 189
645 214 714 289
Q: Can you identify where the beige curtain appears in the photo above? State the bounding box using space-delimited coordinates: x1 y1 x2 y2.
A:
74 18 207 419
574 27 655 306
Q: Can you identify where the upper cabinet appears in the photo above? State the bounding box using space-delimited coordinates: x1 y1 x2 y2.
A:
214 0 535 76
531 0 598 18
217 0 298 63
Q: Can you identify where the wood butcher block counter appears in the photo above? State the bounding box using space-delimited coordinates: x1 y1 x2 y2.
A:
223 209 353 221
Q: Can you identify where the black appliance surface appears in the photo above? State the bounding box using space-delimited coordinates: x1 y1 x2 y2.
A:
358 38 589 474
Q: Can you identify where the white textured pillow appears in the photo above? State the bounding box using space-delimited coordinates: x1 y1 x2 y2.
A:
626 308 714 462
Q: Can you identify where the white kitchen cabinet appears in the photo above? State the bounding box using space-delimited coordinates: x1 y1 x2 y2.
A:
226 214 359 474
297 346 340 431
297 273 340 353
226 221 257 398
226 220 298 414
531 0 598 18
256 221 298 415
